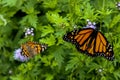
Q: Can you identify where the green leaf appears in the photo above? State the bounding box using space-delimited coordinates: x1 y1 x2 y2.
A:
101 76 106 80
87 63 99 73
82 3 96 20
21 0 37 14
45 74 54 80
0 14 7 26
39 25 54 37
65 56 79 71
113 70 120 80
55 28 65 45
10 75 24 80
97 9 112 16
110 14 120 28
41 55 54 66
43 0 57 9
20 14 38 27
46 11 69 26
39 34 56 46
2 0 18 7
53 46 64 68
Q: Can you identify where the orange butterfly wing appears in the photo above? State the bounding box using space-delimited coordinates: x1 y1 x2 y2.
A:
74 28 96 56
21 41 47 57
95 32 114 60
63 28 114 60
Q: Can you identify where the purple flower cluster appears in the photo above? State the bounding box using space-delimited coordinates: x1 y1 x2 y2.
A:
83 19 96 29
25 28 34 37
14 48 29 62
116 2 120 10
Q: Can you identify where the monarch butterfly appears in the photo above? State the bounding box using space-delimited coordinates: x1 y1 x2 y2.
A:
21 41 47 58
63 24 114 61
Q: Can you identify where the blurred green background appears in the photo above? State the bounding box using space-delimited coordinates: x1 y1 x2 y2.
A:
0 0 120 80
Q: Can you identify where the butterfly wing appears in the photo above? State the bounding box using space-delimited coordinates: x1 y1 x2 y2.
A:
63 28 114 60
21 41 36 57
21 41 47 57
21 43 31 57
72 28 96 56
63 28 93 44
64 28 95 55
95 32 114 60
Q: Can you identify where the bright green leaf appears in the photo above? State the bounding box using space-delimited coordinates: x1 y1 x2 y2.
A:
40 25 54 37
39 34 56 46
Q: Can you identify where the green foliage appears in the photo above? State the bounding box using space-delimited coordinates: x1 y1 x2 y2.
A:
0 0 120 80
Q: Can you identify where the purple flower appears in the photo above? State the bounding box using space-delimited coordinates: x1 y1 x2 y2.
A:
116 2 120 10
83 19 96 29
24 28 34 37
14 48 29 62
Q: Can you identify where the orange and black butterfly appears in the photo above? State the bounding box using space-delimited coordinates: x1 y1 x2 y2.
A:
63 24 114 60
21 41 47 58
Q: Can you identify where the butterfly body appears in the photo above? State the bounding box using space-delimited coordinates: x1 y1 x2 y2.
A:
63 28 114 60
21 41 47 58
